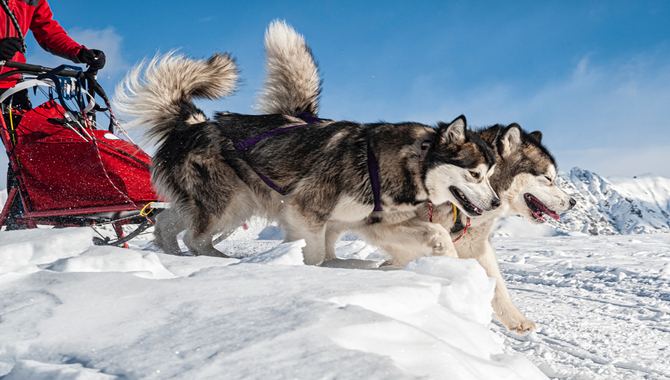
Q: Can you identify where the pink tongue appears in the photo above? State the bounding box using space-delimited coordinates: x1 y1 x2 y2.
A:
546 210 560 221
531 197 560 221
532 210 546 222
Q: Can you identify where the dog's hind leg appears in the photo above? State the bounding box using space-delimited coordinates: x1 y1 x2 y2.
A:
183 227 228 257
153 208 187 255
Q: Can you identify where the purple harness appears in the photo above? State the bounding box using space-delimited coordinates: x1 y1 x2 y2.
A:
232 114 384 211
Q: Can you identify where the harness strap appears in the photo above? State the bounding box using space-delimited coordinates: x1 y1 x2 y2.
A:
452 216 471 243
427 200 470 242
232 116 387 213
252 167 288 195
234 123 311 150
233 114 322 195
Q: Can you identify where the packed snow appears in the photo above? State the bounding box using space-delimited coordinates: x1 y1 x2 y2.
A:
0 226 546 380
1 215 669 379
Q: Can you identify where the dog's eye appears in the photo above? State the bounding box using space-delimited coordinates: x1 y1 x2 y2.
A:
470 171 479 179
544 176 552 183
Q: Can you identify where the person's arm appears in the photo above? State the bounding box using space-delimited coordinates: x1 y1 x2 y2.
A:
29 0 82 62
29 0 105 70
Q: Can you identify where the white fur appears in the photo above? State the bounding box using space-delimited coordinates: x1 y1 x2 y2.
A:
424 163 498 214
507 172 574 223
113 52 239 138
255 20 321 116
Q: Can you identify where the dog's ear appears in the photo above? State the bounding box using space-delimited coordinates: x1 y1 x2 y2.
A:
438 115 466 146
500 124 522 158
529 130 543 143
478 125 500 144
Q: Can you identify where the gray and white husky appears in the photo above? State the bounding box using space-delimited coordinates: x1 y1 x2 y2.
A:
350 126 576 334
115 20 500 266
254 21 576 333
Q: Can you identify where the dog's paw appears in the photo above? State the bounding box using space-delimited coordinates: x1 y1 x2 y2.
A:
508 319 536 335
430 240 458 258
500 315 536 335
495 302 536 335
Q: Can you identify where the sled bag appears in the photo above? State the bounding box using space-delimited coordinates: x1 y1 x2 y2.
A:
12 100 157 211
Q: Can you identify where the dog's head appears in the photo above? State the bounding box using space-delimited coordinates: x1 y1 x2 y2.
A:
423 115 500 218
482 124 576 223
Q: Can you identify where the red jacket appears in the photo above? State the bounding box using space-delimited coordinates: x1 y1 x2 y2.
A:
1 0 84 87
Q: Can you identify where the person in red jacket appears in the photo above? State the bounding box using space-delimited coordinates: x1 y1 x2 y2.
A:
0 0 105 108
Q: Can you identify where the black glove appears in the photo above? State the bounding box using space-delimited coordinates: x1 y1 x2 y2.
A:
77 48 106 71
0 37 23 61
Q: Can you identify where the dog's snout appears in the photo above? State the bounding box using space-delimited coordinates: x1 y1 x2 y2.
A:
568 197 576 209
491 197 501 210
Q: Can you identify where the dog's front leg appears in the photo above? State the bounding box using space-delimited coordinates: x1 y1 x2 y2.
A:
324 222 346 262
423 221 459 259
455 227 536 334
359 219 457 267
282 205 328 266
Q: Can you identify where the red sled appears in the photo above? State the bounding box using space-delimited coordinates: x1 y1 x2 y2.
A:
0 62 164 247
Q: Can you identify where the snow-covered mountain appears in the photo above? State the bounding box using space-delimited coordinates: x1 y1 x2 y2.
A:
503 168 670 236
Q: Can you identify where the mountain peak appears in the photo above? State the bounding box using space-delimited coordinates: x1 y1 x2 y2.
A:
545 168 670 235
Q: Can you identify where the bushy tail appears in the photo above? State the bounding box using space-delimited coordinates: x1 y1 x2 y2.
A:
113 52 239 142
255 20 321 116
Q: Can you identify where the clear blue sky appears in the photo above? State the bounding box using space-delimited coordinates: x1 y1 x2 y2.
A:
24 0 670 177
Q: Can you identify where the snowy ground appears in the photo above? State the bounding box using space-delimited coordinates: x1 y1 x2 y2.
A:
0 220 669 379
493 234 670 380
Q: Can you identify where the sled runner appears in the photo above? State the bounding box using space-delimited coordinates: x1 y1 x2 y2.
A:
0 61 165 247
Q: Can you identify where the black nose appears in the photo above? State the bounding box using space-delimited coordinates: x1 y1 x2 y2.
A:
569 198 576 209
491 198 501 209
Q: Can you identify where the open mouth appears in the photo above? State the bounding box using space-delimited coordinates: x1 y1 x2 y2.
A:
524 193 560 222
450 186 483 216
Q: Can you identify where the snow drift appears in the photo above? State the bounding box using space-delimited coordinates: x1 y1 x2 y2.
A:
0 228 547 379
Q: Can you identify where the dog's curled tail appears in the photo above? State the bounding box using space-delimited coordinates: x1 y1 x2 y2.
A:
113 52 239 141
255 20 321 116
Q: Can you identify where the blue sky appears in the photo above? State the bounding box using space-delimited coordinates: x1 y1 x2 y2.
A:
24 0 670 177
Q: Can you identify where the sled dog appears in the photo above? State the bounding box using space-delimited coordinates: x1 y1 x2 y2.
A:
350 126 577 333
254 21 576 333
115 21 500 266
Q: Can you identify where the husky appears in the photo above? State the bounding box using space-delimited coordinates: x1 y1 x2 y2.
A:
115 21 500 266
349 126 576 333
253 21 575 333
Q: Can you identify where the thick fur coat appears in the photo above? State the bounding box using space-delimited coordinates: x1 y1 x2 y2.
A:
114 21 500 266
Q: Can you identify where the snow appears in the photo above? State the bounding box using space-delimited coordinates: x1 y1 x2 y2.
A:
493 234 670 379
2 171 670 379
0 227 549 380
1 225 668 379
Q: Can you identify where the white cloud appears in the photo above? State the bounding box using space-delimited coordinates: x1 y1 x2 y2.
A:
405 52 670 177
26 27 128 83
68 27 129 77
